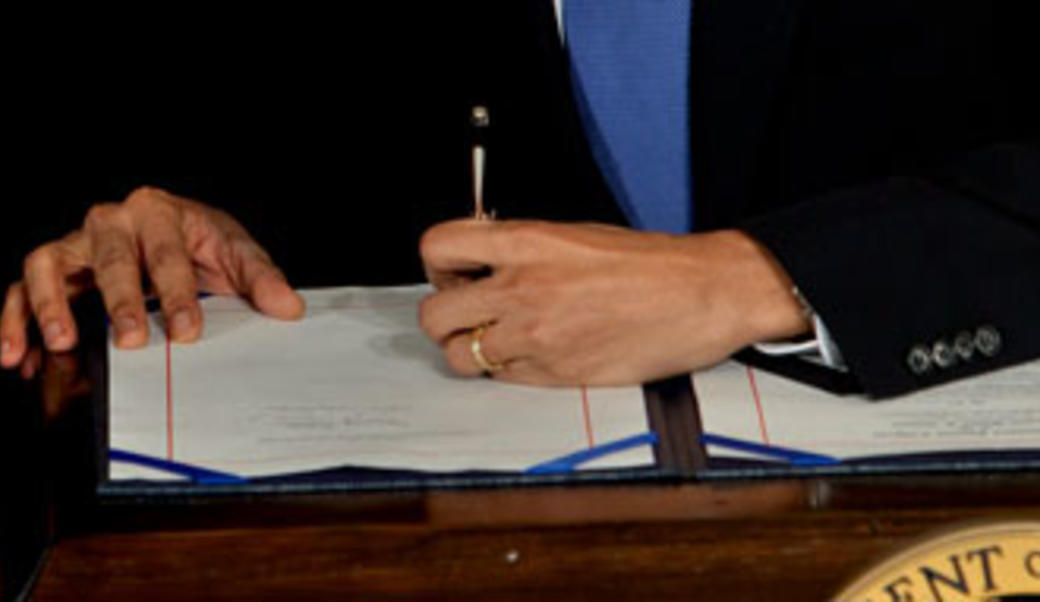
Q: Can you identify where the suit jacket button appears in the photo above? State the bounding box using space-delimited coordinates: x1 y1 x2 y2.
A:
975 325 1002 357
953 331 975 361
907 345 932 375
932 340 957 369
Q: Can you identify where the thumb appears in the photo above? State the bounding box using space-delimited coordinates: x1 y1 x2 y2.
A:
231 247 306 320
250 270 306 320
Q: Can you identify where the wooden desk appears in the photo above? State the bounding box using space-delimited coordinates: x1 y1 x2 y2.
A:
18 475 1040 600
3 343 1039 600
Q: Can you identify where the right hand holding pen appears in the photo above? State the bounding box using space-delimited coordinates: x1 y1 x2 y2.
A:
1 186 305 370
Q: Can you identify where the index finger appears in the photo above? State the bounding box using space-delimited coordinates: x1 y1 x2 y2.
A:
419 219 507 277
1 283 30 368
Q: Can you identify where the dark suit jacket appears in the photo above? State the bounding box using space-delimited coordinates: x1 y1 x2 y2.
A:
460 0 1040 397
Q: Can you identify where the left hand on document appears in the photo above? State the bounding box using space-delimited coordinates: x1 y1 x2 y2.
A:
419 219 810 386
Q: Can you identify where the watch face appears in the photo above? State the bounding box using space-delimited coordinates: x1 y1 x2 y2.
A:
834 521 1040 602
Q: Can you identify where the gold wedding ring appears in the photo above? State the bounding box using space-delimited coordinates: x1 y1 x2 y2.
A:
470 325 504 373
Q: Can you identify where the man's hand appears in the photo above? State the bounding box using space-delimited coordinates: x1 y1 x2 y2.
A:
1 187 305 369
419 220 809 386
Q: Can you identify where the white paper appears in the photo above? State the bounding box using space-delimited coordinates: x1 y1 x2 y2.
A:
108 286 652 480
695 360 1040 461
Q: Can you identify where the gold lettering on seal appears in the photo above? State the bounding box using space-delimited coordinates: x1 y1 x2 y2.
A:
833 522 1039 602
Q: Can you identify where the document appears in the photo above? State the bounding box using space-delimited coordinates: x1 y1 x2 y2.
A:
108 286 653 481
695 360 1040 461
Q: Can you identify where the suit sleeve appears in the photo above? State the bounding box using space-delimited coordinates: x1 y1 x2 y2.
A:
740 142 1040 398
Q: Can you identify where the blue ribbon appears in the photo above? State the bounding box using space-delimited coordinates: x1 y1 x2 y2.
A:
109 448 248 484
701 433 841 466
526 431 659 474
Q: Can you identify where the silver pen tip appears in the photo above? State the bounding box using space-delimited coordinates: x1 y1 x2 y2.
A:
471 106 490 127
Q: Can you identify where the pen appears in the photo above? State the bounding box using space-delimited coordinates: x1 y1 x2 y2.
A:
471 105 492 221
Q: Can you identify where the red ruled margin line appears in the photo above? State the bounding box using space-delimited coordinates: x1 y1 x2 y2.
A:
581 384 595 448
166 334 174 460
746 366 770 445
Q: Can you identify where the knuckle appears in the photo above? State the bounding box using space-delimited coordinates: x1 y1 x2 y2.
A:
23 246 55 274
494 271 527 305
4 282 25 308
183 203 233 238
230 237 270 263
503 220 535 235
505 220 546 242
109 301 142 318
3 283 17 304
525 321 556 351
124 186 166 210
160 300 197 319
32 299 64 320
83 202 124 228
93 248 137 275
496 221 548 260
511 269 558 307
148 242 189 272
418 227 446 260
179 204 213 241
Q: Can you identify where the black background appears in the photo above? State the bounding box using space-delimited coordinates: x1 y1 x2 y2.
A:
2 5 493 288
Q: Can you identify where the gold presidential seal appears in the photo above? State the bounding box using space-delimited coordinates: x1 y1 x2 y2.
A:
834 521 1039 602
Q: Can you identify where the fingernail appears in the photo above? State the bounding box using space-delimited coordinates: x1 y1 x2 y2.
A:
44 321 65 345
170 310 194 339
115 314 139 335
1 339 11 357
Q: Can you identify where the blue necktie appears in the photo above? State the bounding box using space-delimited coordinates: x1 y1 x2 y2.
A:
565 0 693 233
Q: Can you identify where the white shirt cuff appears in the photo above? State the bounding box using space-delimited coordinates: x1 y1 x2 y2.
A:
753 302 847 371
